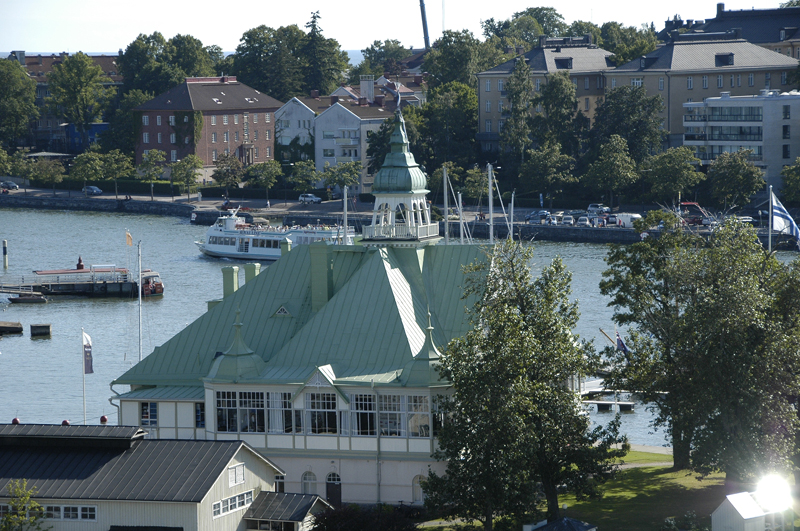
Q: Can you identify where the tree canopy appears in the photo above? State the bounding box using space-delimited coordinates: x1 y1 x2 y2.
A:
531 70 587 158
643 146 704 202
591 85 665 164
0 59 38 149
425 241 626 527
500 58 534 163
301 12 349 95
706 150 765 209
47 52 114 149
212 152 244 195
583 135 638 208
423 30 507 89
1 479 49 531
514 7 568 37
287 159 319 192
170 153 203 201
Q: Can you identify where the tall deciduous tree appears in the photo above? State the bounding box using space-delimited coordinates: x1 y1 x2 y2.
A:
521 142 575 206
138 149 166 181
423 30 506 89
643 146 704 202
232 25 306 101
591 85 664 164
322 161 361 192
425 241 626 527
514 7 568 36
99 89 152 155
584 135 638 208
170 153 203 201
47 52 114 150
244 159 283 194
71 151 104 184
532 70 587 158
781 157 800 205
212 152 244 196
0 59 38 149
287 159 319 192
706 150 765 209
500 58 534 163
29 157 65 196
421 81 478 170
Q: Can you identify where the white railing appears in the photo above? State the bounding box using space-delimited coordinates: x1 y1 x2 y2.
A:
362 223 439 239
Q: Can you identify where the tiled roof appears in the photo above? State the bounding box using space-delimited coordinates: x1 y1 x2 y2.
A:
6 52 122 83
0 425 260 502
480 45 614 75
296 96 400 119
244 492 329 522
135 77 283 112
112 243 486 389
614 37 799 72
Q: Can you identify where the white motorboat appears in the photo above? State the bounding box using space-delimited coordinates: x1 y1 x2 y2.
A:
196 208 356 261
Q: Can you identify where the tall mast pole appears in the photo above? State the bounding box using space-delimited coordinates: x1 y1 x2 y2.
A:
443 165 449 245
488 164 494 245
138 241 143 362
769 185 773 253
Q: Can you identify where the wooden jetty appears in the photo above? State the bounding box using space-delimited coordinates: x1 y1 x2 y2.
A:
0 321 23 334
30 324 51 337
0 264 139 298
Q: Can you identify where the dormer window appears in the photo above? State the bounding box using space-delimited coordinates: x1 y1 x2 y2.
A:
715 53 734 67
640 57 646 68
781 29 786 40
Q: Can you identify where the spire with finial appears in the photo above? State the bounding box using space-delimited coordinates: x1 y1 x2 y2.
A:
204 308 266 382
400 311 442 387
363 109 441 247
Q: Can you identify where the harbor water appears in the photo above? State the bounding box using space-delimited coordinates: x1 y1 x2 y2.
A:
6 208 781 447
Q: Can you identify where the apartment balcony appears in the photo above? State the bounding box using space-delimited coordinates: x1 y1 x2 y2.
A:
683 115 708 122
335 138 359 145
683 115 762 123
336 156 358 163
362 223 440 240
684 133 706 141
707 134 762 142
694 152 763 162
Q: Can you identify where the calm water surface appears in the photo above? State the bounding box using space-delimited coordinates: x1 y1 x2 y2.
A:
4 211 784 446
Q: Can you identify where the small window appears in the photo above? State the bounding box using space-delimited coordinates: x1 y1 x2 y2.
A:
784 105 791 119
255 147 259 158
184 115 189 123
185 136 189 144
142 132 149 144
169 115 175 126
485 80 490 92
749 73 754 87
413 475 425 503
611 78 617 88
323 149 335 157
234 114 239 125
323 131 334 139
584 97 589 111
170 133 176 144
253 113 258 123
224 132 229 142
63 507 78 520
275 475 285 493
687 76 693 90
170 150 177 162
211 115 217 126
659 77 664 91
45 506 60 519
584 77 589 90
498 79 504 91
80 507 96 520
265 130 269 140
535 78 540 91
235 131 239 142
485 100 491 112
223 115 228 125
157 132 162 144
326 472 341 484
211 132 216 143
702 75 708 89
266 147 270 158
265 113 271 122
229 463 245 487
717 75 723 88
302 471 317 494
141 402 157 426
730 75 734 88
737 74 741 87
782 71 788 85
156 115 161 126
784 144 791 159
485 120 492 133
142 116 149 126
195 403 205 428
631 78 642 87
212 149 217 161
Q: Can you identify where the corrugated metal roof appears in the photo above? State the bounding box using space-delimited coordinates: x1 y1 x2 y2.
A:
112 243 486 390
480 45 614 75
0 435 248 502
243 492 328 522
115 386 204 401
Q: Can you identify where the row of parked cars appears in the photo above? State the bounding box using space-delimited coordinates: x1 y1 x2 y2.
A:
525 204 641 228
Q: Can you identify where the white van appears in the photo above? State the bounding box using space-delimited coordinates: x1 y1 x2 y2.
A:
616 213 642 228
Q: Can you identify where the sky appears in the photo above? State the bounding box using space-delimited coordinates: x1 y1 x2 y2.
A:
0 0 782 61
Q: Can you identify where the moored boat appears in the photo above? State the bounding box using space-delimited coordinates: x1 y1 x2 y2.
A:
195 208 355 261
9 294 47 303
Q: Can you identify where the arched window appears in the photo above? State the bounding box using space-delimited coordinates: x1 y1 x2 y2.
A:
412 475 425 503
326 472 341 484
302 471 317 495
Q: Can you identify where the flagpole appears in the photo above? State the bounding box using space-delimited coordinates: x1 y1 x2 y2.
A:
769 185 773 253
82 327 86 425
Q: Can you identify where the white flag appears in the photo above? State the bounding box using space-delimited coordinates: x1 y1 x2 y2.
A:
772 192 800 249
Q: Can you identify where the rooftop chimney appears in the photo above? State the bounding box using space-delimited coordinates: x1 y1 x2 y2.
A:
330 95 339 106
717 2 725 17
375 94 385 107
311 89 320 98
309 242 333 313
221 266 239 297
360 74 375 103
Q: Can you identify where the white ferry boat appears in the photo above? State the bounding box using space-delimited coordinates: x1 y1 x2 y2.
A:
196 208 356 261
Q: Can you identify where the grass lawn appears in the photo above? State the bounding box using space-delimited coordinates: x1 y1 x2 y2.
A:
560 466 725 531
618 450 673 465
420 465 726 530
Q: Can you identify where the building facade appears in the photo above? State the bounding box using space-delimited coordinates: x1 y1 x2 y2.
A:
612 30 799 147
135 77 282 180
475 35 615 153
111 111 485 506
683 89 800 189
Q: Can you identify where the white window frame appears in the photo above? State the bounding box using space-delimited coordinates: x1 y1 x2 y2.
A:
157 132 162 144
584 77 589 90
253 113 258 123
611 78 617 88
485 80 490 92
749 73 754 86
265 112 271 122
229 463 245 487
142 116 149 126
631 78 643 87
302 472 317 495
169 115 175 126
170 133 176 144
485 100 491 113
702 76 708 89
485 120 492 133
170 150 177 162
212 490 253 519
140 402 157 426
659 77 664 91
717 75 723 88
234 114 239 125
687 76 693 90
223 115 228 125
211 115 217 126
156 115 161 126
142 132 149 144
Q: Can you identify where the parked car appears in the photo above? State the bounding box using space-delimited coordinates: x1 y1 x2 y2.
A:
607 214 617 225
561 215 575 226
587 203 610 214
82 186 102 196
1 181 19 190
299 193 322 204
576 216 591 227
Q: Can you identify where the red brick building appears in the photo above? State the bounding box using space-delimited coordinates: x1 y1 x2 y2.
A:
135 77 283 178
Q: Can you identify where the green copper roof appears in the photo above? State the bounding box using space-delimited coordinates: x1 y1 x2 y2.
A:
204 309 268 383
112 243 488 391
372 109 428 194
400 313 442 387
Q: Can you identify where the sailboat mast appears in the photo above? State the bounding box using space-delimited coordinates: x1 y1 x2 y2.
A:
138 241 142 362
488 164 494 244
443 165 449 245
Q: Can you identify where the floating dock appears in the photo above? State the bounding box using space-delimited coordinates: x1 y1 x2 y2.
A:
0 321 23 334
0 264 139 298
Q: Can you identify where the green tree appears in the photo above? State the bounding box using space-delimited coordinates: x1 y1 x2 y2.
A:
421 81 478 170
643 147 704 202
782 0 800 6
706 150 765 209
169 34 216 78
101 149 135 198
1 479 50 531
169 153 203 202
244 159 283 198
322 161 361 192
358 39 410 77
366 109 423 174
781 157 800 205
463 166 487 201
427 162 464 204
566 21 603 46
212 152 244 196
47 52 114 149
138 149 166 181
287 159 319 192
600 23 658 66
301 12 348 95
584 135 638 209
532 70 588 158
232 25 306 101
71 151 104 186
423 30 507 89
425 241 626 527
520 142 575 206
29 158 65 196
500 58 534 163
98 89 152 155
0 59 38 149
514 7 567 36
591 85 665 164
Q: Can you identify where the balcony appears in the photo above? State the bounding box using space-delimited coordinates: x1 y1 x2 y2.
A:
335 138 359 145
707 133 762 142
684 133 706 141
336 156 358 163
362 223 440 240
706 115 762 122
683 115 708 122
